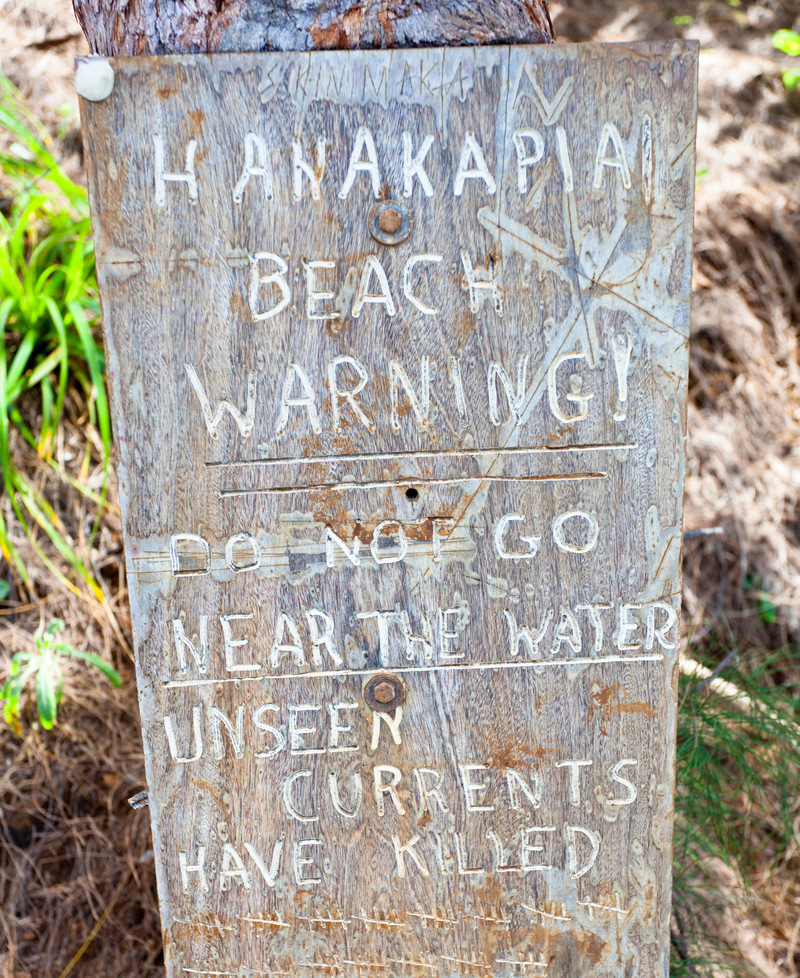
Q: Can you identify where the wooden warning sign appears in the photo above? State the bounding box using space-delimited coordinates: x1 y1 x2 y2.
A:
80 42 697 978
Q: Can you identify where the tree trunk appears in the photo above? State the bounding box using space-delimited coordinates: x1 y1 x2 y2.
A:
72 0 554 58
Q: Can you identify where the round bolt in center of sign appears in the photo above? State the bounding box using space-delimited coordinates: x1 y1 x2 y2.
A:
377 208 403 234
369 201 411 246
364 673 405 712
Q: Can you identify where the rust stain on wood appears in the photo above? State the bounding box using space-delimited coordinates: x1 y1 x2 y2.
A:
587 682 657 732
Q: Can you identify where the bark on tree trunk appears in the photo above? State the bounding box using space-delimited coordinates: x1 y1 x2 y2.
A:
72 0 554 58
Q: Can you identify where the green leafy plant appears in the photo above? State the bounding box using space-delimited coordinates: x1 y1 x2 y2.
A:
1 619 121 733
0 75 110 598
773 28 800 56
773 29 800 91
783 67 800 92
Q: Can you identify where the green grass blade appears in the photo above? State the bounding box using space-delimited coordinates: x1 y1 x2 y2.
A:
67 299 110 461
5 330 36 398
34 657 58 729
62 648 122 688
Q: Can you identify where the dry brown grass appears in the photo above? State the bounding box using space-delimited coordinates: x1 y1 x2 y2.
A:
1 0 799 976
0 416 163 976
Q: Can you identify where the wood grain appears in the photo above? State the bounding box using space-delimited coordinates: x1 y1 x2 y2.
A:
79 43 697 978
71 0 554 57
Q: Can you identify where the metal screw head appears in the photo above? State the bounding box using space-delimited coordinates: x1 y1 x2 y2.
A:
369 201 411 246
364 673 405 712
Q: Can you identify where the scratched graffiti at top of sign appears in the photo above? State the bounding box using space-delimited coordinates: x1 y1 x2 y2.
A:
79 42 697 978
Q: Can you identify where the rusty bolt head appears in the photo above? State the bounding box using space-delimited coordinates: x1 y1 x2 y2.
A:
368 200 411 246
377 207 403 234
364 673 405 712
372 680 396 704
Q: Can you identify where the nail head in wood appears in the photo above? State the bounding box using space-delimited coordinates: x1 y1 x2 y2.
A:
75 56 115 102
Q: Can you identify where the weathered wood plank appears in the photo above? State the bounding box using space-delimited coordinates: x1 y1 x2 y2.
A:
79 43 697 978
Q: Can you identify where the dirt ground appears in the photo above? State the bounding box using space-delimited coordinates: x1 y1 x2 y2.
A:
0 1 799 976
